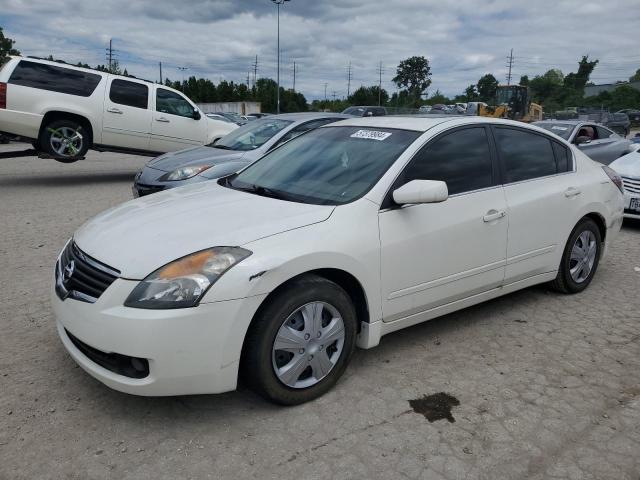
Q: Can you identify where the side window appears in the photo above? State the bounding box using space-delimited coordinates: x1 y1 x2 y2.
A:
400 127 493 195
156 88 194 118
494 127 556 183
109 79 148 109
595 126 613 139
8 60 101 97
109 79 149 109
552 142 571 173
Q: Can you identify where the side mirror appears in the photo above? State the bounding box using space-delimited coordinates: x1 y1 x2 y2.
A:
575 135 591 145
192 109 201 120
392 180 448 205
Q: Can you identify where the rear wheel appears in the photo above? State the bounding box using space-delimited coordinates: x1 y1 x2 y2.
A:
39 119 89 162
241 274 357 405
549 218 602 294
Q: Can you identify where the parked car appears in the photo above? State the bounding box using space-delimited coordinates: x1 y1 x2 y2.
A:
609 149 640 219
533 120 631 164
617 109 640 125
341 106 387 117
418 105 432 114
133 113 351 196
605 113 631 137
213 112 247 125
0 56 236 161
205 113 237 124
52 116 623 404
246 113 270 120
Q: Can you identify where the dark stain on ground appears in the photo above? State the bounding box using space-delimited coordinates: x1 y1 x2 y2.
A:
514 319 528 323
409 392 460 423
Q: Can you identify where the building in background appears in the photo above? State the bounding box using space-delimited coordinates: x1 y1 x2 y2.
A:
585 81 640 97
197 102 261 115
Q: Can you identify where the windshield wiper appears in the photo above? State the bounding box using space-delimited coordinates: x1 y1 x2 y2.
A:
230 182 296 201
212 144 234 150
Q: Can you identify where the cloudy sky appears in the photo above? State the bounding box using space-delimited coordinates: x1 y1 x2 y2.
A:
1 0 639 100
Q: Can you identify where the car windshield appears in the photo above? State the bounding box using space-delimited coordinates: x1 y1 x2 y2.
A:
211 118 293 151
533 122 574 140
225 126 421 205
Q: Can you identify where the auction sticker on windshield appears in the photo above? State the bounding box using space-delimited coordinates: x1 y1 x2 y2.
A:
350 130 392 141
551 126 568 131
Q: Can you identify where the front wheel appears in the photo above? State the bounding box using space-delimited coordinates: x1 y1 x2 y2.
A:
39 119 89 162
241 275 357 405
549 218 602 294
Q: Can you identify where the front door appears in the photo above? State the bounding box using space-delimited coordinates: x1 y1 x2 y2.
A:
149 87 207 152
102 78 151 150
379 126 508 323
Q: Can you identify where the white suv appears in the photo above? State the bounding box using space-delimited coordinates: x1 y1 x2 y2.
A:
0 57 237 161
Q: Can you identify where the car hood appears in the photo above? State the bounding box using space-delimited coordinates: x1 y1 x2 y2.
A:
609 151 640 178
74 182 335 279
147 146 246 172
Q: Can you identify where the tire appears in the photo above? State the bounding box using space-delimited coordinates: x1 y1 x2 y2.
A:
39 119 89 161
549 218 602 294
241 274 357 405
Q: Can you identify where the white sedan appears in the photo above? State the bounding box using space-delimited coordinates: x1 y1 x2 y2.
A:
609 148 640 219
51 116 624 405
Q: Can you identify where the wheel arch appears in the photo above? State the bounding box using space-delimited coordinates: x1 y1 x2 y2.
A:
583 212 607 242
39 110 94 146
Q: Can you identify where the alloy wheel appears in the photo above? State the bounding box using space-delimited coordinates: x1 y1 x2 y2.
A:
569 230 597 283
49 126 83 157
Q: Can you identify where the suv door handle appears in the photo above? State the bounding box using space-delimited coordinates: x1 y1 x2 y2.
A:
107 107 123 114
564 187 581 198
483 209 506 222
156 117 170 123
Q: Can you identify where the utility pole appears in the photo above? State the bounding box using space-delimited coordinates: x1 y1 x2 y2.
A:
105 38 116 73
506 48 514 85
292 61 298 91
177 66 189 87
271 0 291 114
252 55 258 88
347 61 352 98
246 71 250 89
332 91 337 102
324 83 328 101
159 61 163 84
377 61 384 106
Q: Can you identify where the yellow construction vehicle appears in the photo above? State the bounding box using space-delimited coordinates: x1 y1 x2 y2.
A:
478 85 543 122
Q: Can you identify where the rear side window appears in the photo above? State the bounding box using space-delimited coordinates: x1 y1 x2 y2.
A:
494 127 556 183
8 60 101 97
596 126 613 139
400 127 494 195
109 79 148 109
552 142 571 173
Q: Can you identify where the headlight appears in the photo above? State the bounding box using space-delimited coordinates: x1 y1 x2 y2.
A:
124 247 251 309
160 165 212 181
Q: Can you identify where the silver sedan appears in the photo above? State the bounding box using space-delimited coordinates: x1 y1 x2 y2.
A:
534 120 631 165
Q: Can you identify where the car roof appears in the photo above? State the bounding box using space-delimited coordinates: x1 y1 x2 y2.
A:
326 115 539 132
272 112 353 121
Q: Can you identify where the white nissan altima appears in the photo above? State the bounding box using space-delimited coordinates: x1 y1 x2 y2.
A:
52 116 624 405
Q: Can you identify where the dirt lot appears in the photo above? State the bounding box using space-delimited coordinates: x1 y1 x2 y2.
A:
0 142 639 480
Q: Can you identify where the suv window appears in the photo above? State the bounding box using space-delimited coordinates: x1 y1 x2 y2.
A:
399 127 493 195
8 60 101 97
494 127 556 183
156 88 194 118
109 79 148 109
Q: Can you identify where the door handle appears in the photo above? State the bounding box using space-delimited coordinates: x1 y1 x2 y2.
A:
107 107 123 114
156 117 170 123
564 187 581 198
483 209 506 222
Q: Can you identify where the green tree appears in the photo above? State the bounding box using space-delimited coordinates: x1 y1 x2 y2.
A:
476 74 499 102
392 56 432 107
630 68 640 82
563 55 598 92
348 85 389 106
0 27 19 65
464 84 478 101
519 75 529 86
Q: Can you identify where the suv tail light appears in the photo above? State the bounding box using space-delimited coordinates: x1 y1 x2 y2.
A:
602 165 623 194
0 82 6 109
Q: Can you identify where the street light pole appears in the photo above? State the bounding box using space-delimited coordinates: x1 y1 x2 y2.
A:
272 0 289 114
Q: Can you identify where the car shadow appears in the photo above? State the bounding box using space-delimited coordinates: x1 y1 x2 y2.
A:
0 148 38 159
0 172 137 187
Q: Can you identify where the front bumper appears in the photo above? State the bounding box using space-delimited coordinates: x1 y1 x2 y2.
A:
52 278 267 396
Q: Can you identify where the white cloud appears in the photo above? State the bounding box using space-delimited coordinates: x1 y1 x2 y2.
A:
1 0 639 100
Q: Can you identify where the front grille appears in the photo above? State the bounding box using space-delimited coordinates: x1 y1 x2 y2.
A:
65 329 149 379
622 176 640 194
135 182 165 197
55 241 120 303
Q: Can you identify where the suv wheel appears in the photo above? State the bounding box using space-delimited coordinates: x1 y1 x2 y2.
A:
241 274 357 405
40 119 89 162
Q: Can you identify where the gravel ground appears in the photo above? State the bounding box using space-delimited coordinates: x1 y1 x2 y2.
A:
0 143 639 480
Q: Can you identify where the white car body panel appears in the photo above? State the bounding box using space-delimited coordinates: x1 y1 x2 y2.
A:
51 116 624 396
610 150 640 219
0 56 236 153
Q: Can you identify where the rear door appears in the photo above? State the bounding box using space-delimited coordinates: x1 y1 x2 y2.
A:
102 78 151 150
495 126 581 283
149 87 207 152
575 124 619 164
